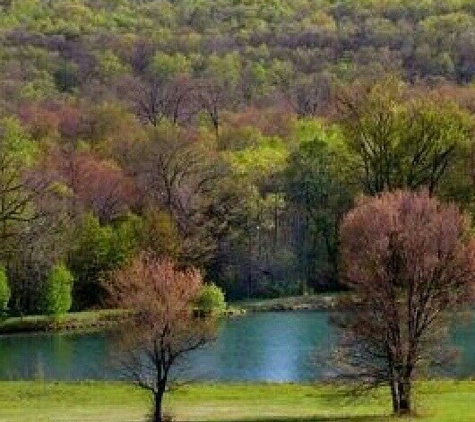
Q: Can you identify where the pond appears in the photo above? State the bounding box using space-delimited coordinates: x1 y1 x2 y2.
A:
0 311 474 381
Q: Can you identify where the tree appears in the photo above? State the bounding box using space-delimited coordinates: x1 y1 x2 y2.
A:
133 76 193 127
42 263 74 316
106 253 219 422
0 117 48 258
133 126 221 266
69 214 139 310
284 133 353 289
288 73 333 118
337 190 475 415
339 81 473 195
65 151 136 223
196 80 228 139
0 266 10 315
138 208 182 259
195 283 226 315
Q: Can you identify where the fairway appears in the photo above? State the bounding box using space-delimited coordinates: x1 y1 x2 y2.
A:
0 381 473 422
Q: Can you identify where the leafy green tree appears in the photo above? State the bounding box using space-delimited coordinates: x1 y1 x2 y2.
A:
340 81 474 195
0 117 45 259
196 283 226 315
0 266 10 315
284 125 353 289
205 53 241 89
139 208 182 259
96 50 130 80
68 213 139 309
149 51 190 81
42 263 74 316
214 131 299 298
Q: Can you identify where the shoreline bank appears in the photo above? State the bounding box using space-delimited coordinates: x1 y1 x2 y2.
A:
0 294 340 334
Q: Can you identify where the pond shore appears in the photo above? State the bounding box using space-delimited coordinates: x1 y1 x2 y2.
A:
1 380 474 422
233 293 341 312
0 309 129 334
0 294 340 334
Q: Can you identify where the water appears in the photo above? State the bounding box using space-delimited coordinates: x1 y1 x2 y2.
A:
0 311 473 381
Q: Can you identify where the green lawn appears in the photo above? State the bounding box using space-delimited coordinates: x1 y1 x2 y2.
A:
0 381 474 422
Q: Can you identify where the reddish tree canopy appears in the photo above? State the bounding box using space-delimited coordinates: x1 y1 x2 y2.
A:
107 253 217 422
338 190 475 414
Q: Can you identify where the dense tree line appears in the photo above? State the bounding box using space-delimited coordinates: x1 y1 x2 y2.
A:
2 0 475 107
1 1 475 314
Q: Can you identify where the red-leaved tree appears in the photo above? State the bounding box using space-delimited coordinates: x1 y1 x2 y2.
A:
107 253 218 422
337 190 475 415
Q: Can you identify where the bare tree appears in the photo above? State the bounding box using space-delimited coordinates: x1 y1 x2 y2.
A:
106 253 218 422
196 80 228 138
133 129 221 265
336 190 475 415
134 77 194 127
288 73 333 118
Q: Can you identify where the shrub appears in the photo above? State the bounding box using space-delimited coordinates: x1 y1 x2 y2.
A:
0 266 10 315
196 283 226 315
42 263 74 316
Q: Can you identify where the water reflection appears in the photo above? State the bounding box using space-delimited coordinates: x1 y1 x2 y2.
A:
0 311 472 381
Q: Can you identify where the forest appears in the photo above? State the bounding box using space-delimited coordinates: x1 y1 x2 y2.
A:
2 0 475 315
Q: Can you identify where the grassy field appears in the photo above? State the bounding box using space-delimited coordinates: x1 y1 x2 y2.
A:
0 381 474 422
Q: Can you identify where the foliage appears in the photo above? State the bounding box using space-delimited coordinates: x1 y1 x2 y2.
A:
0 117 42 257
284 128 353 289
2 0 475 311
337 190 475 415
339 81 474 195
107 252 219 422
68 214 139 309
195 283 226 315
0 266 10 315
41 263 74 316
138 209 182 259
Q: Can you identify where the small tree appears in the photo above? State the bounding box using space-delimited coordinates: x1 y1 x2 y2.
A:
337 190 475 415
0 266 10 315
42 263 74 316
196 283 226 315
107 252 219 422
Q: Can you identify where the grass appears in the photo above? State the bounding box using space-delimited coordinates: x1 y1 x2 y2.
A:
0 381 474 422
0 309 128 334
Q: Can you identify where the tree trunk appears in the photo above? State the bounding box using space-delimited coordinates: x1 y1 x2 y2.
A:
395 378 411 415
390 379 399 414
153 389 165 422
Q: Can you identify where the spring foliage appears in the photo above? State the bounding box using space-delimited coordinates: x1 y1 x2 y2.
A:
196 284 226 315
337 190 475 414
42 263 74 316
0 266 10 314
